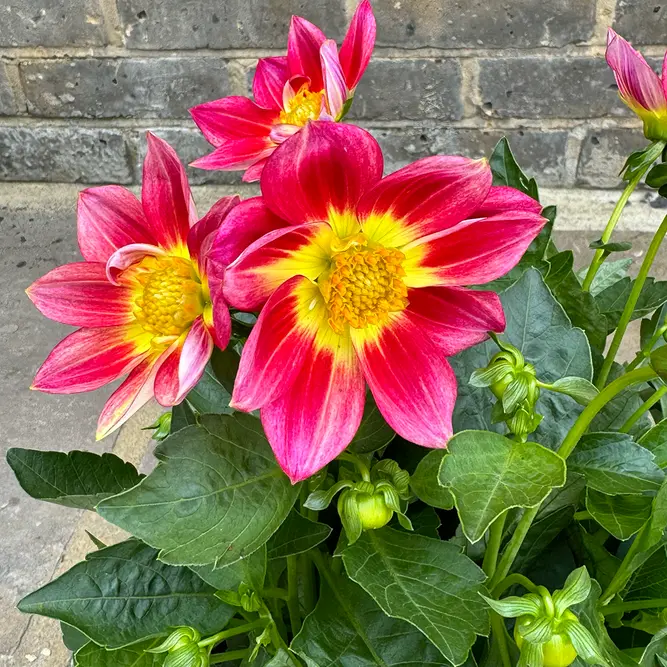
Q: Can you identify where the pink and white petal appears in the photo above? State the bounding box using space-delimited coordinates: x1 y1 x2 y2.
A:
142 133 197 251
27 262 134 327
187 195 240 270
96 348 171 440
402 211 547 288
106 243 167 285
358 155 492 248
663 52 667 100
231 276 330 412
224 222 332 311
339 0 376 90
190 97 281 145
253 56 290 110
207 276 232 350
32 325 151 394
154 317 214 406
472 185 542 217
77 186 155 263
406 286 505 356
261 121 383 227
269 123 301 144
320 40 348 119
283 75 311 109
210 196 289 269
242 159 269 183
350 314 455 447
262 330 365 483
287 15 327 90
190 137 277 172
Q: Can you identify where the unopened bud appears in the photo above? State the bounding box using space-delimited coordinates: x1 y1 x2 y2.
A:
356 491 393 530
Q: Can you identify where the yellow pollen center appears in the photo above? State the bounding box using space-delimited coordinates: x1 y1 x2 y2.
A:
280 86 323 126
319 242 408 333
130 255 205 340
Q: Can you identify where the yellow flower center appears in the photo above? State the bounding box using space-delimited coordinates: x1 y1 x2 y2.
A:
280 85 323 126
129 255 205 341
319 239 408 334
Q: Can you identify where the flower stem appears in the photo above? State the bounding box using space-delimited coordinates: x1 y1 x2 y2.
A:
597 214 667 388
619 384 667 433
602 598 667 616
625 324 667 373
199 620 265 648
287 555 301 636
482 511 507 578
582 162 653 292
209 649 251 664
490 613 513 667
492 573 540 599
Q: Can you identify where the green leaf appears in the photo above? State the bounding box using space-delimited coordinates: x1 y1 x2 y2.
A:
192 545 267 592
171 401 197 433
574 526 622 592
440 431 566 543
589 239 633 253
6 449 142 510
640 420 667 468
292 567 451 667
61 622 89 652
408 504 442 538
548 377 599 406
578 258 633 298
640 626 667 666
266 510 331 560
342 527 489 666
410 450 454 510
349 393 395 453
569 433 665 494
489 136 539 200
626 546 667 602
75 640 165 667
185 347 240 415
98 414 299 567
451 269 593 450
586 489 653 540
18 539 234 649
647 163 667 189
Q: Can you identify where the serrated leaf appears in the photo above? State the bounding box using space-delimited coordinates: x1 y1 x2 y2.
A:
349 393 396 453
639 419 667 469
586 489 653 540
410 450 454 510
569 433 665 494
451 269 593 450
266 510 331 560
578 258 633 298
626 546 667 602
549 377 599 406
18 539 234 648
440 431 566 543
589 239 633 253
489 137 539 200
408 504 442 537
342 527 489 666
75 639 165 666
6 448 142 510
185 347 240 415
292 567 451 667
171 401 197 433
98 414 299 567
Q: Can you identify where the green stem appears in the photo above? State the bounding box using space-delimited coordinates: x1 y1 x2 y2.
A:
620 384 667 433
602 598 667 616
287 555 301 636
482 511 508 578
574 510 593 521
199 620 265 648
490 613 512 667
597 214 667 388
209 649 251 664
625 324 667 373
337 451 371 482
492 573 540 599
582 163 652 292
300 553 316 617
262 587 289 600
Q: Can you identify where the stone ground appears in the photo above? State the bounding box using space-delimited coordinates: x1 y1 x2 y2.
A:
1 183 667 666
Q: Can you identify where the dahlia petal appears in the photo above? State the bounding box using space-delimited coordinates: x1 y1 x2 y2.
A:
208 277 232 350
350 314 455 447
287 15 327 90
261 121 383 229
106 243 167 285
27 262 134 327
242 158 268 183
358 155 492 248
406 286 505 356
262 328 364 483
606 29 667 114
142 133 197 251
154 317 214 406
253 56 290 110
663 53 667 101
472 185 543 217
77 186 155 263
190 138 276 172
231 276 329 412
339 0 376 90
402 211 547 288
269 123 301 144
210 197 289 269
187 195 240 271
224 222 332 311
190 96 280 145
96 349 170 440
32 325 151 394
320 40 348 119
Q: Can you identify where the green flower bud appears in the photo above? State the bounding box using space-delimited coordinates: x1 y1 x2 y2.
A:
149 627 201 655
650 346 667 381
164 644 208 667
143 412 172 441
515 613 578 667
356 491 393 530
238 582 262 613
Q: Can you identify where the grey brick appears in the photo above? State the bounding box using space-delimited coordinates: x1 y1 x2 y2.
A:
118 0 346 50
0 127 132 183
20 58 232 119
131 127 243 186
0 64 17 116
613 0 667 45
576 129 649 188
370 127 568 187
348 59 463 121
479 58 629 119
0 0 107 47
373 0 595 49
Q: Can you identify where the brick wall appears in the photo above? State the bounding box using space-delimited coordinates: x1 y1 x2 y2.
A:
0 0 664 190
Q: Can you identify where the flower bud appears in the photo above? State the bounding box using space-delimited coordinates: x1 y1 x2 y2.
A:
149 627 201 655
514 613 578 667
165 644 208 667
356 491 393 530
238 582 262 613
143 412 172 441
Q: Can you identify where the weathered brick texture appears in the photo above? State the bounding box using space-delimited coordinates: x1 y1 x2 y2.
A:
0 0 663 187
